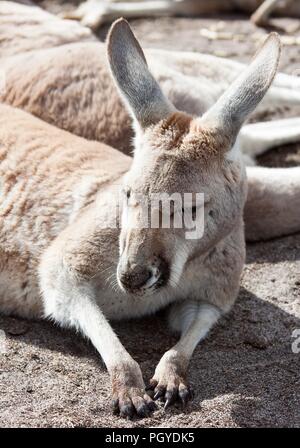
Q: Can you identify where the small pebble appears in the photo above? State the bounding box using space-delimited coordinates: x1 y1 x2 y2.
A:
244 332 271 349
7 321 29 336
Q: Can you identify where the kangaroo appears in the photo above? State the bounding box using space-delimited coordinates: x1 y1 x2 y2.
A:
65 0 300 30
0 19 287 419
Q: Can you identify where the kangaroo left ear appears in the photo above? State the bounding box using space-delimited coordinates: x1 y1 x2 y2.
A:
198 33 281 143
107 18 175 129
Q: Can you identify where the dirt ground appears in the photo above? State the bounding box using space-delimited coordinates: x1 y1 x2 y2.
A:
0 2 299 428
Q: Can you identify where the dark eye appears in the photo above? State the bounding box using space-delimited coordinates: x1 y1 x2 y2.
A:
124 189 131 200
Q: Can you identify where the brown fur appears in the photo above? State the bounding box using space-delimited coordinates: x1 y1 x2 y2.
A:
0 43 133 154
0 103 131 318
149 112 231 163
0 1 95 59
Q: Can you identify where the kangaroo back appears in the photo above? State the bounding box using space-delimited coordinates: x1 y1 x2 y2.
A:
245 166 300 241
0 1 95 58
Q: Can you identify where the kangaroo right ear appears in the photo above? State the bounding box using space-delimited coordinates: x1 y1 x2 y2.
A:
107 18 175 129
198 33 281 143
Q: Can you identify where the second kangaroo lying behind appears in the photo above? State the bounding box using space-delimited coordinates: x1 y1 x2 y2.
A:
0 22 283 418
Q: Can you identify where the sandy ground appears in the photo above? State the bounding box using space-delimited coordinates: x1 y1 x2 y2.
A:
0 3 299 428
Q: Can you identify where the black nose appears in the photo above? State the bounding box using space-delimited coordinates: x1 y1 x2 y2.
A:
119 257 170 292
119 265 152 291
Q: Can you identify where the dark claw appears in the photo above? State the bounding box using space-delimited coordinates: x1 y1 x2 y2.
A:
154 388 165 400
111 398 120 415
120 403 135 419
147 400 158 412
179 386 194 407
136 404 151 418
146 380 158 391
179 388 190 407
164 399 171 410
164 389 178 410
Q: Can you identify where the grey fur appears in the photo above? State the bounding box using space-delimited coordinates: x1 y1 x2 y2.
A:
107 18 175 127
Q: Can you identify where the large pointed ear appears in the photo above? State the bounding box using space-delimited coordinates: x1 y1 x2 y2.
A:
107 18 175 128
199 33 281 143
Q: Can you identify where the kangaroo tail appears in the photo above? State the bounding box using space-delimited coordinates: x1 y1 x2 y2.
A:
245 166 300 242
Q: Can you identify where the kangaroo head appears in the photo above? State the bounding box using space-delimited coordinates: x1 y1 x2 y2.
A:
107 19 280 295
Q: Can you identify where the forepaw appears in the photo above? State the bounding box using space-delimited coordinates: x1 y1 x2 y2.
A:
111 361 156 419
146 350 193 409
